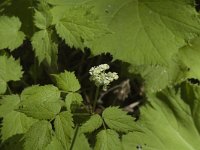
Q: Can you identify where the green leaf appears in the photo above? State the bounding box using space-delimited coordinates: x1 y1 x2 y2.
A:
102 107 135 133
1 111 37 141
0 16 25 50
45 137 65 150
122 82 200 150
179 37 200 79
52 5 107 49
17 85 61 119
65 92 83 111
46 0 91 6
94 129 121 150
54 111 74 149
24 120 53 150
129 59 189 93
31 30 58 64
52 70 80 92
0 55 23 94
88 0 200 65
0 95 20 117
34 9 52 30
0 95 37 141
80 114 103 133
72 133 91 150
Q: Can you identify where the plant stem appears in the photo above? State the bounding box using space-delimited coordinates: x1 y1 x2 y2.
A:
93 86 100 112
70 125 79 150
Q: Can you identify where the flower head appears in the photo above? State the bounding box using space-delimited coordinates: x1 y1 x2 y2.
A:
89 64 119 91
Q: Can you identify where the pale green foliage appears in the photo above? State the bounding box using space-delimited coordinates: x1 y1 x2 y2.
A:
73 133 91 150
130 59 189 93
80 114 103 133
88 0 200 65
94 129 121 150
179 37 200 79
17 85 61 119
102 107 135 133
0 55 23 94
0 16 25 50
122 82 200 150
54 111 74 149
65 92 83 111
0 95 36 141
32 6 58 65
1 111 36 141
31 30 58 64
51 5 107 49
46 0 91 6
52 70 80 92
24 121 53 150
0 95 20 117
45 137 64 150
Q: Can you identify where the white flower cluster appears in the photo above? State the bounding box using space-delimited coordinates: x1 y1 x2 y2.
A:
89 64 119 91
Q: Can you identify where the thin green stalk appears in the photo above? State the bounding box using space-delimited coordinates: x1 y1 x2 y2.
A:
70 125 79 150
92 86 100 112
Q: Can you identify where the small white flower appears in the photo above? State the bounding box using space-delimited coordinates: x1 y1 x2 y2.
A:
89 64 119 91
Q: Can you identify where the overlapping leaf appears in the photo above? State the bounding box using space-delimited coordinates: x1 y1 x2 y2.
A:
94 129 121 150
122 82 200 150
17 85 61 119
102 107 135 133
52 71 80 92
0 55 23 94
54 111 74 149
0 16 25 50
24 121 53 150
0 95 36 141
88 0 200 65
65 92 83 111
80 114 103 133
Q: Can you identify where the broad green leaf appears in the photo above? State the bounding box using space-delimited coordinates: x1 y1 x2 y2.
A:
52 5 107 49
54 111 74 149
1 111 37 141
179 37 200 79
52 70 80 92
94 129 121 150
65 92 83 111
102 107 135 133
88 0 200 65
45 137 65 150
129 58 189 93
34 9 52 30
24 120 53 150
80 114 103 133
72 133 91 150
0 16 25 50
31 30 58 64
0 55 23 94
122 82 200 150
0 95 20 117
17 85 61 119
0 95 37 141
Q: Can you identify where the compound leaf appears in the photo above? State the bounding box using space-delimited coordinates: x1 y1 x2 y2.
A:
94 129 121 150
72 133 91 150
45 137 65 150
17 85 61 119
52 70 80 92
24 120 53 150
102 107 135 133
0 16 25 50
80 114 103 133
